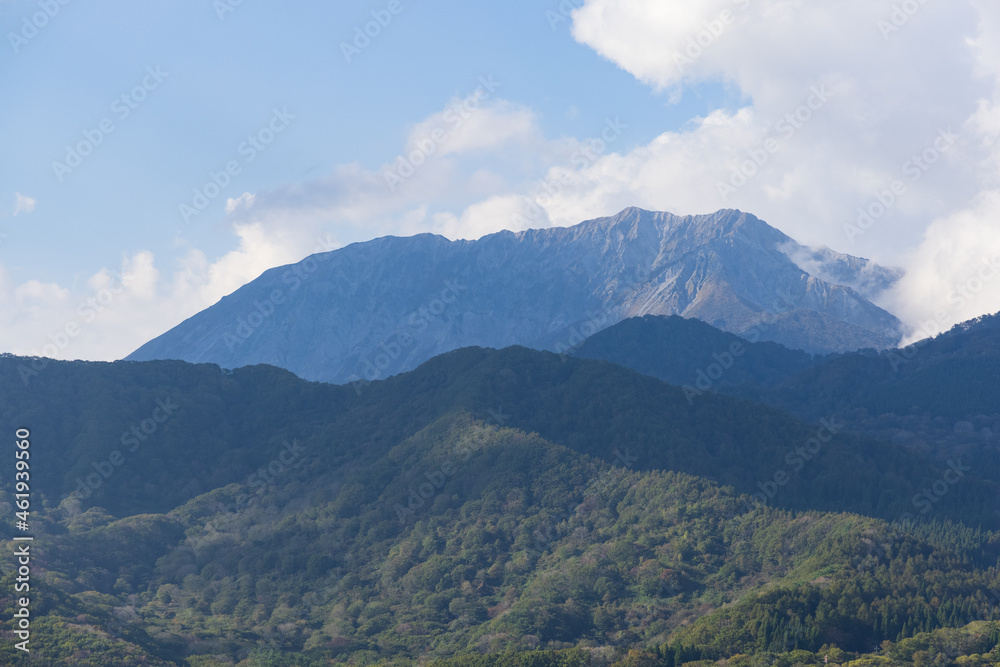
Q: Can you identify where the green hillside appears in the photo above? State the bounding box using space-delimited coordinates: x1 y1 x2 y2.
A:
0 349 998 665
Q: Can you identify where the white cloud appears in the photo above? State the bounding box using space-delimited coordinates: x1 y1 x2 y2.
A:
887 190 1000 342
225 192 256 214
224 95 583 243
878 1 1000 337
14 280 69 305
428 194 551 241
12 193 35 216
405 96 540 158
0 217 343 361
565 1 989 244
552 0 1000 338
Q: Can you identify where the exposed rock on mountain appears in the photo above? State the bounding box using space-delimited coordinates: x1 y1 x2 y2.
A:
127 207 903 382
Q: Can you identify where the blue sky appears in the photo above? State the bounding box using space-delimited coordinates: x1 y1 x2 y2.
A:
2 1 739 285
2 0 999 359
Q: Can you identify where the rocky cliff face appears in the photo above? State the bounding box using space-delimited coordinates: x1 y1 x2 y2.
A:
126 207 903 383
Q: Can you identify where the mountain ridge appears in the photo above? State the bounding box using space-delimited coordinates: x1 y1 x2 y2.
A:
126 207 904 383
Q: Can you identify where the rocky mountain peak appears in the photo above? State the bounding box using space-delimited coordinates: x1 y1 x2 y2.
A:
127 208 904 383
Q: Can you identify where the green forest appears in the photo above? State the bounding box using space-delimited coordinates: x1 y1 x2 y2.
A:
0 316 998 666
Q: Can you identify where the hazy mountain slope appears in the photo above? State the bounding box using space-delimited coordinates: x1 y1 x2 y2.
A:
572 311 1000 429
126 208 904 383
570 312 1000 516
571 314 819 389
723 311 1000 423
5 344 997 530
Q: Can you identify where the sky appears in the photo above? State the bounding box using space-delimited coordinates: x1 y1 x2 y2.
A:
2 0 999 360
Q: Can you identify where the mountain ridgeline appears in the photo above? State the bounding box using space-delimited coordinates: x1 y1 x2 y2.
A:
126 207 903 384
5 346 988 524
572 314 820 390
571 312 1000 485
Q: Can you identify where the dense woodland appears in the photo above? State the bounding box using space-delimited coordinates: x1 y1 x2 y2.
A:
0 314 998 665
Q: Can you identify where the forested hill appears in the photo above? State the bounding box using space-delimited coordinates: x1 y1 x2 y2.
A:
573 312 1000 425
570 314 1000 491
0 347 994 526
0 349 998 665
571 314 819 388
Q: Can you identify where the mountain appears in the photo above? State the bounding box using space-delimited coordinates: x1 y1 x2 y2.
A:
8 345 985 524
572 312 1000 513
3 349 1000 665
126 208 904 384
690 310 1000 428
572 314 819 389
743 312 1000 421
570 310 1000 427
